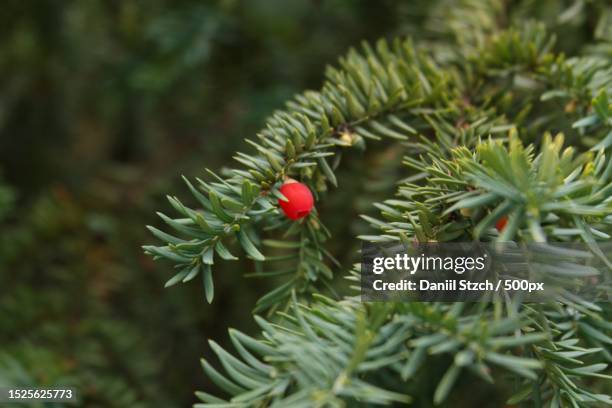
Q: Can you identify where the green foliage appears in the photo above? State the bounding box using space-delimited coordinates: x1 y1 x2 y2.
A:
390 132 611 243
144 35 453 308
197 296 412 407
146 1 612 407
1 2 408 407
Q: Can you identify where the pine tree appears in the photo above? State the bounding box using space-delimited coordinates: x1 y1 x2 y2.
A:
145 1 612 406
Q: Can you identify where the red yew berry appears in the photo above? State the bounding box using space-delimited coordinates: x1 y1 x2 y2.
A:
495 215 508 232
278 180 314 220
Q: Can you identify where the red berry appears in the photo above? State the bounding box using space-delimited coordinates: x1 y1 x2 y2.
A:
495 216 508 232
278 181 314 220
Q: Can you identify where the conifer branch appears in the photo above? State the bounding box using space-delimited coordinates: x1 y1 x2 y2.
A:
144 5 612 406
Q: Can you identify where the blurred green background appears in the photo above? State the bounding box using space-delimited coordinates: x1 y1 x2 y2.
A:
0 0 609 406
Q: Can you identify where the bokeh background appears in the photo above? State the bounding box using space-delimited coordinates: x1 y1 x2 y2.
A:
0 1 609 407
